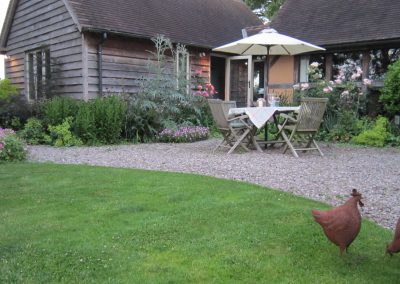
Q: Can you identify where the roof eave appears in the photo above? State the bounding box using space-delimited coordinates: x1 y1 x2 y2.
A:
80 26 213 50
322 37 400 52
0 0 19 52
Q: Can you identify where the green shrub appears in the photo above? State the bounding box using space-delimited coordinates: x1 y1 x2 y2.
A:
380 59 400 118
386 122 400 147
0 79 18 101
328 111 364 142
351 117 389 147
48 117 82 147
125 100 161 143
74 102 97 144
41 96 78 126
19 118 51 145
91 96 127 144
0 79 35 129
0 128 26 162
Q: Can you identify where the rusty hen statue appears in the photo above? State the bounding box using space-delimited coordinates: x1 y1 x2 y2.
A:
312 189 364 255
386 217 400 256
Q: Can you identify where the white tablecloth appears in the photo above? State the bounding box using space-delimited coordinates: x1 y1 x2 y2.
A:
228 106 300 129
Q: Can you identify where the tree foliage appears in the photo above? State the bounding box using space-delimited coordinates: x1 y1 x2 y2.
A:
380 59 400 117
245 0 285 21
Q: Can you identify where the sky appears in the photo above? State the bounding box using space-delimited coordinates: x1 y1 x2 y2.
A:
0 0 11 79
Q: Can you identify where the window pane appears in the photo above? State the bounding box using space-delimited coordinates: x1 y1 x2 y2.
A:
299 56 309 82
369 48 400 80
332 52 362 81
25 47 50 100
28 53 35 100
36 51 43 98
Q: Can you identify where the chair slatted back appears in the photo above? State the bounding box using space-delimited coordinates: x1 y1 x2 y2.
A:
208 99 237 129
296 97 328 131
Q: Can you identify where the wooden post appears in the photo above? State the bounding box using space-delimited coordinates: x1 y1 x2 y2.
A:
362 51 370 79
325 54 333 81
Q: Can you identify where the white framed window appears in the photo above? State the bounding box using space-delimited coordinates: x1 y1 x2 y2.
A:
299 55 309 82
26 47 51 100
176 47 190 93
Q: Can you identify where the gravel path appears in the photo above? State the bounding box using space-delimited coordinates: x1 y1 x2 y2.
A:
27 139 400 230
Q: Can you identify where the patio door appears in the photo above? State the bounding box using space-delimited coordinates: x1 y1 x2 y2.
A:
225 56 253 107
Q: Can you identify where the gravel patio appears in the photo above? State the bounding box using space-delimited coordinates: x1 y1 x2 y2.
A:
28 139 400 230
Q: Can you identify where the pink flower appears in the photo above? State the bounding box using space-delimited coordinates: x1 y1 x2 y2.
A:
197 85 203 90
195 91 202 96
323 86 333 93
341 90 350 98
363 78 372 86
202 91 209 97
334 79 343 84
351 73 361 80
300 83 309 91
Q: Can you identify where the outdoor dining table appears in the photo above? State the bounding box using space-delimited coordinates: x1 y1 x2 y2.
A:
228 106 301 148
228 106 300 129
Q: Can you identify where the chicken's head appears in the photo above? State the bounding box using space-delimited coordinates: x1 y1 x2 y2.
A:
351 189 364 207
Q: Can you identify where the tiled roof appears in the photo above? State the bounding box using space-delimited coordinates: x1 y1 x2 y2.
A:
66 0 262 48
271 0 400 48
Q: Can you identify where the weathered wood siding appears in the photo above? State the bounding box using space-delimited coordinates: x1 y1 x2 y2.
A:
85 34 210 98
5 0 83 99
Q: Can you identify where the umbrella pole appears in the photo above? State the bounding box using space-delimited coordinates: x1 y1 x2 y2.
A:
265 45 270 99
264 46 271 145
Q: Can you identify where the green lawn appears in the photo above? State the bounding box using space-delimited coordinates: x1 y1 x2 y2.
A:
0 163 399 283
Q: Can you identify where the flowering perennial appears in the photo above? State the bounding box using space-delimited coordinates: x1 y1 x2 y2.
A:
0 127 26 162
195 83 217 98
0 128 15 153
158 126 209 143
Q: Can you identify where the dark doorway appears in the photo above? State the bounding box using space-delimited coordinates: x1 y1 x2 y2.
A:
211 56 225 100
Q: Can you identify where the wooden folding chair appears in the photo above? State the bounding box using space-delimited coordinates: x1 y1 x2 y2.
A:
208 99 253 154
277 97 328 157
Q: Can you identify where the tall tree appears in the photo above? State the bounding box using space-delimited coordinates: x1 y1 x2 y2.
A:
245 0 285 21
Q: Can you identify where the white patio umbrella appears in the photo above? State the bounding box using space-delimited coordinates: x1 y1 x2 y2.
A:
213 28 325 96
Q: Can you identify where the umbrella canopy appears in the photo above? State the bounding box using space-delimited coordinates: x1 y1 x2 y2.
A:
213 28 325 97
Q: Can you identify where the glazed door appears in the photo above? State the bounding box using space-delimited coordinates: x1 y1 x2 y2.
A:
225 56 253 107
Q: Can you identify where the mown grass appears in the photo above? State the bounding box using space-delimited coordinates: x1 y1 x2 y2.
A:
0 163 399 283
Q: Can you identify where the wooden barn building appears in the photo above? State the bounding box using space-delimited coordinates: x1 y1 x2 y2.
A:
0 0 261 101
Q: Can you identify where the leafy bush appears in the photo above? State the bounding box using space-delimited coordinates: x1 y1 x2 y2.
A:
351 117 389 147
0 128 26 162
48 118 83 147
0 79 35 129
0 79 18 101
380 59 400 118
41 96 78 126
124 97 162 143
386 122 400 147
74 102 97 144
328 111 365 142
157 126 209 143
40 96 127 145
19 118 51 145
91 96 127 144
